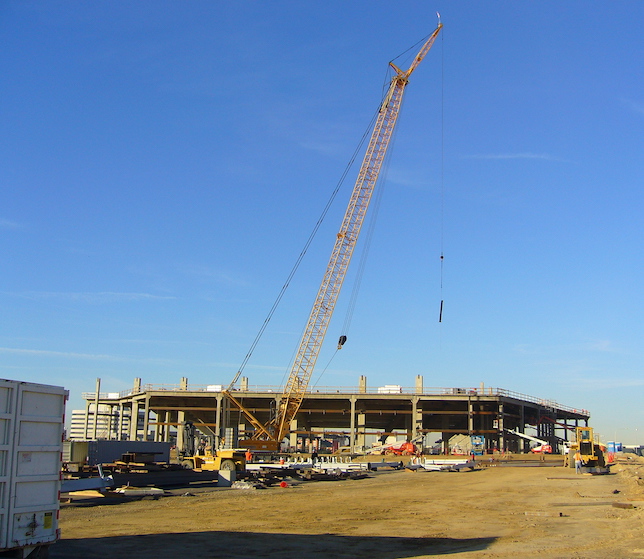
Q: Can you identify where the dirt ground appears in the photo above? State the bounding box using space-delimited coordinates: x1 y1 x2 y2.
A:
52 455 644 559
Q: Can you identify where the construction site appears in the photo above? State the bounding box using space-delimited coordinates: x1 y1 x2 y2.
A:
78 375 590 457
36 13 644 559
63 16 604 490
69 22 588 463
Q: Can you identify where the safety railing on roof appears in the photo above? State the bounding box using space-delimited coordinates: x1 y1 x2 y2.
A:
81 384 589 416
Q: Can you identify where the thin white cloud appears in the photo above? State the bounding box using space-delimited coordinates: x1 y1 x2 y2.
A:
585 339 621 353
0 347 183 367
465 152 567 162
569 375 644 390
0 218 22 230
11 291 177 303
181 264 249 288
512 339 622 355
621 98 644 117
0 347 119 361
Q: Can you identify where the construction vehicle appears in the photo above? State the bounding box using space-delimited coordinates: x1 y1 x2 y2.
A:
504 429 552 453
224 20 443 452
181 449 247 472
575 427 599 462
368 432 424 456
566 426 609 472
385 442 418 456
179 421 247 471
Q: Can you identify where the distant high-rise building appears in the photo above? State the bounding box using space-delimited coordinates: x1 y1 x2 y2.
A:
69 405 133 440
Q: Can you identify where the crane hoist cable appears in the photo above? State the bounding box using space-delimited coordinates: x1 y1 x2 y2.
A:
226 20 443 448
439 24 445 323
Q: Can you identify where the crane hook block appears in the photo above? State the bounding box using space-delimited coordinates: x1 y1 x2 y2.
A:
337 335 348 349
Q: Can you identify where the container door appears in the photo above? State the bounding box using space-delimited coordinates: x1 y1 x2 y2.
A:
8 382 67 549
0 380 19 549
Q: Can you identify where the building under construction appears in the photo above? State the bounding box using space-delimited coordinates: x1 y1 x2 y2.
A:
75 25 593 458
78 376 590 455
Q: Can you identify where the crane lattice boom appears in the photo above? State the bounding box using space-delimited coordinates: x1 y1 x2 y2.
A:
227 22 442 448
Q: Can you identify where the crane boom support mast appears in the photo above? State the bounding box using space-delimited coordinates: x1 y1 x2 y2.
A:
226 22 442 447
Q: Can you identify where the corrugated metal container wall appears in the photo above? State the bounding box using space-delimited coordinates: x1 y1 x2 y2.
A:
0 379 67 553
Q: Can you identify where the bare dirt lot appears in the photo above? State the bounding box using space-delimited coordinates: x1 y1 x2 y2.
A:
53 456 644 559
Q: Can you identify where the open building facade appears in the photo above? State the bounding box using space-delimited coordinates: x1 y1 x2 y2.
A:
78 376 590 455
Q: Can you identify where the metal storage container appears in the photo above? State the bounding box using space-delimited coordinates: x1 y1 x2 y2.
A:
63 440 171 466
0 379 67 557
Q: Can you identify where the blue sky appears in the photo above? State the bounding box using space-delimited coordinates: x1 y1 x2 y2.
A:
2 2 643 444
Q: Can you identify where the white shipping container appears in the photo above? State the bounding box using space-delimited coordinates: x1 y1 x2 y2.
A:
0 379 67 556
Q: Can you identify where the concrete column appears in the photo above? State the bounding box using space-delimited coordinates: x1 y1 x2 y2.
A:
240 377 249 391
153 413 159 442
180 377 188 390
520 406 528 452
498 403 505 451
358 376 367 394
106 404 112 439
215 395 222 447
92 378 101 440
410 396 423 439
176 410 185 450
163 411 170 442
357 413 366 451
130 400 140 441
109 405 116 440
118 403 124 440
83 400 91 440
468 398 474 434
410 397 417 438
413 398 423 440
349 396 356 452
143 396 150 441
289 418 298 450
415 375 423 394
133 377 142 393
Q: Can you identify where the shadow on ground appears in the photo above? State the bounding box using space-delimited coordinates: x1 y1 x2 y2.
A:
51 531 497 558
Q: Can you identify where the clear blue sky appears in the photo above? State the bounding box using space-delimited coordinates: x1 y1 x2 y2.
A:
2 2 642 444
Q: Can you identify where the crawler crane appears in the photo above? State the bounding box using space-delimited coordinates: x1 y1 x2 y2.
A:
225 21 443 451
